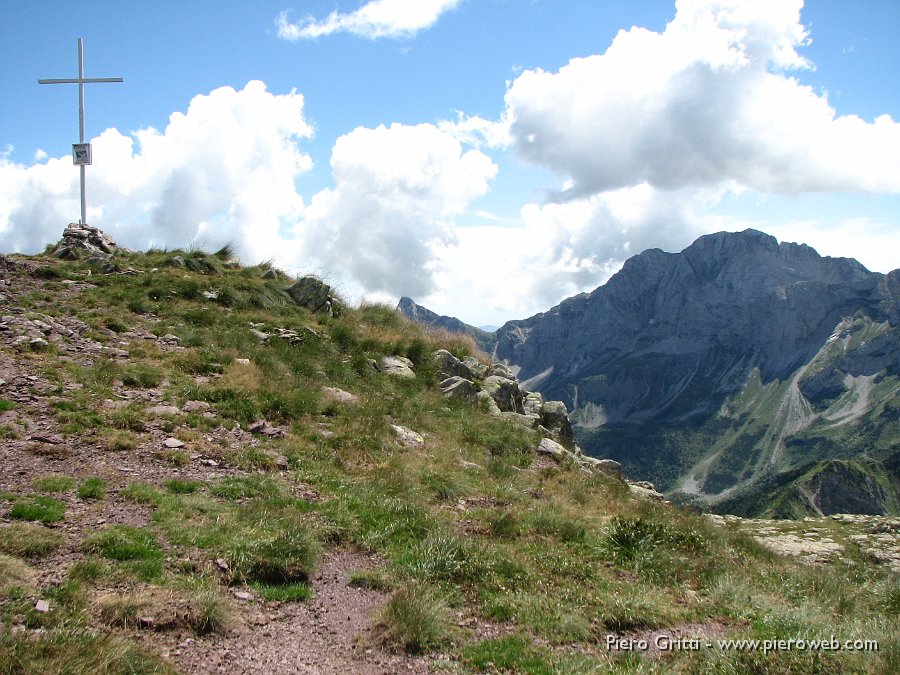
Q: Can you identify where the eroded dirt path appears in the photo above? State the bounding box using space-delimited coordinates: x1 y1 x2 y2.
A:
151 550 437 674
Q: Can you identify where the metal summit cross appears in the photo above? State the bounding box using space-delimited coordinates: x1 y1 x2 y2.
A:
38 37 123 226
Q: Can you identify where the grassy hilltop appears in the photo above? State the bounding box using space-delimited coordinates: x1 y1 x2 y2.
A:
0 245 897 673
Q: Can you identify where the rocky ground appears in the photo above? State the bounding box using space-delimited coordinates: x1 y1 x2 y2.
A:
1 251 897 674
707 513 900 570
0 258 440 673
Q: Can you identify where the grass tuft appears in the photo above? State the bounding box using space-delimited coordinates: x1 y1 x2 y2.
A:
9 495 66 523
226 526 321 586
0 523 64 557
77 477 108 500
371 584 451 654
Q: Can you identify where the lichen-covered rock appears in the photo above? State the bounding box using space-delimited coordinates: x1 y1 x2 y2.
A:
378 355 416 379
287 276 339 315
498 411 540 429
433 350 473 380
483 375 523 413
391 424 424 449
463 357 488 380
440 376 478 402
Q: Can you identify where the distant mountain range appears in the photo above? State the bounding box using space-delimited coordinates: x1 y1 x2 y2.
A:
399 229 900 517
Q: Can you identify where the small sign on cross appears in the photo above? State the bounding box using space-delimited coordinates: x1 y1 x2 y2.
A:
72 143 92 166
38 38 123 226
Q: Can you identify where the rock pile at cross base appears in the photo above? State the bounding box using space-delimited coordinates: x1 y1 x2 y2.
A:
53 223 119 261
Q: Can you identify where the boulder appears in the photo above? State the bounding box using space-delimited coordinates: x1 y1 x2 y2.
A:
498 411 540 429
477 390 502 416
440 376 478 402
287 276 338 315
487 363 515 379
433 350 473 380
482 375 523 413
523 391 544 416
463 357 488 380
391 424 425 449
378 355 416 379
540 400 575 447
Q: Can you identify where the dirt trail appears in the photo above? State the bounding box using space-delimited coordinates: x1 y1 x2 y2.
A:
154 550 435 674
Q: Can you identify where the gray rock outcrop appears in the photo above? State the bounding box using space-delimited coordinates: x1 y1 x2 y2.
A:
433 350 473 380
287 276 339 316
440 376 478 402
377 355 416 379
482 375 523 413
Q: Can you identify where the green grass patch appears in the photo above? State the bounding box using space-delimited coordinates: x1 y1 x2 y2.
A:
371 584 451 654
0 523 64 557
84 525 163 563
462 635 563 674
121 362 165 388
252 581 313 602
121 482 165 505
0 399 15 412
210 475 284 501
9 495 66 523
164 478 203 494
77 477 108 500
226 526 321 586
32 475 76 494
0 629 172 674
348 569 394 592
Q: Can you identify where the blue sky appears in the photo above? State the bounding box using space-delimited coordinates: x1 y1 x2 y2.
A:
1 0 898 325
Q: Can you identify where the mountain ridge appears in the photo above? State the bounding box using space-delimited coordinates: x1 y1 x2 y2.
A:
399 229 900 516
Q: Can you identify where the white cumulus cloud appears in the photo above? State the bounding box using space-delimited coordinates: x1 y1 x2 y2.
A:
301 122 497 298
503 0 900 197
277 0 462 41
0 81 313 263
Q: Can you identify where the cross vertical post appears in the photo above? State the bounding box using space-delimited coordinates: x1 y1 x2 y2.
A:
38 38 123 226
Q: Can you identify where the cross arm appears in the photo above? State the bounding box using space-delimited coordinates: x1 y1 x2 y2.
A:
38 77 124 84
